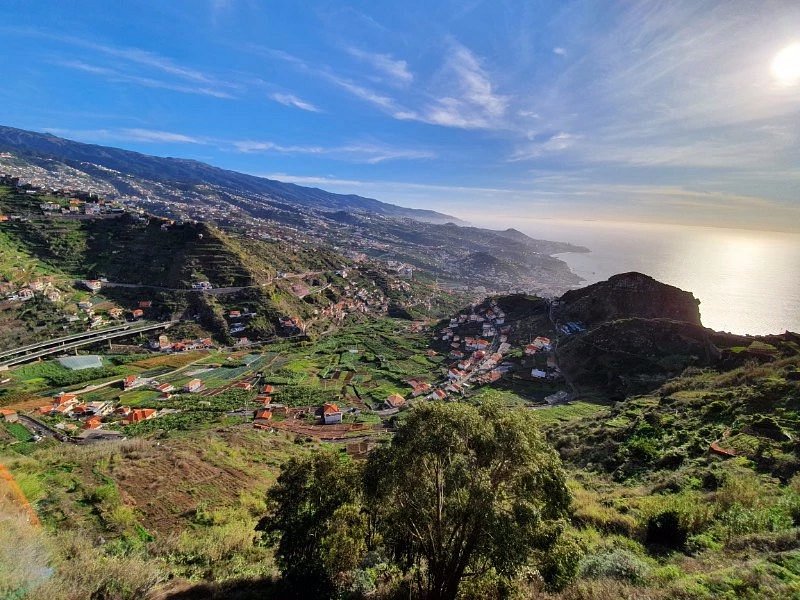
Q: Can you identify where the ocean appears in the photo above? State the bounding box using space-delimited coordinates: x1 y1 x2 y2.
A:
484 218 800 336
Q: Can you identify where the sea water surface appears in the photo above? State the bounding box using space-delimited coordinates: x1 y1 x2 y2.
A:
484 219 800 336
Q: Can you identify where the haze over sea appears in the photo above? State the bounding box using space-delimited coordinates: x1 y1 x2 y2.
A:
480 219 800 336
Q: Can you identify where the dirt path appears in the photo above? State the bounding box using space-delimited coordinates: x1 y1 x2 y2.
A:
0 462 40 526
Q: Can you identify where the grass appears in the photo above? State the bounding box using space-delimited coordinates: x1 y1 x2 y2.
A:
3 422 33 442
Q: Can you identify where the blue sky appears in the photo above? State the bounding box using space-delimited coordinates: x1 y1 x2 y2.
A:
1 0 799 231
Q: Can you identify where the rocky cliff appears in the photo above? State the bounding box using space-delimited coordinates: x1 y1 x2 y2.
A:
558 272 702 327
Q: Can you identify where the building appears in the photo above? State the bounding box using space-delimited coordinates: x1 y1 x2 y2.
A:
123 408 156 425
155 383 175 396
0 409 18 423
131 309 144 319
253 408 273 428
123 375 140 389
81 279 102 292
83 416 103 430
322 402 342 425
385 393 406 409
184 378 203 393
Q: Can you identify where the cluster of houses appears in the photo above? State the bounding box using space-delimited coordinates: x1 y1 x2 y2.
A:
37 391 159 431
386 260 414 280
2 277 64 304
149 334 213 353
227 308 257 336
252 384 293 428
37 194 124 217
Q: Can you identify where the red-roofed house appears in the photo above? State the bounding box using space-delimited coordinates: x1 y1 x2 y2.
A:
54 392 78 405
254 408 273 428
323 402 342 425
427 389 447 400
0 409 18 423
123 408 156 425
385 393 406 409
83 416 102 430
155 383 174 394
123 375 140 390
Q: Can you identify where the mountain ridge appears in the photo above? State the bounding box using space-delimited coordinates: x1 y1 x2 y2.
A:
0 125 463 224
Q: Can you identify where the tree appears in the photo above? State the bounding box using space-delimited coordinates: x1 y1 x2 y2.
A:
259 450 363 597
364 402 571 600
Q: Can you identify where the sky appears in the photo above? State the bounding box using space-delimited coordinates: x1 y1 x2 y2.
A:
1 0 799 232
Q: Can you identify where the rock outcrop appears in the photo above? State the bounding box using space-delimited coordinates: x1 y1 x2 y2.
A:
558 272 702 327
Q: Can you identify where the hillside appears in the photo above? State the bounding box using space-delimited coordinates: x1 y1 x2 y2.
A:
0 126 587 296
558 272 702 326
0 125 460 224
0 184 464 349
1 270 799 599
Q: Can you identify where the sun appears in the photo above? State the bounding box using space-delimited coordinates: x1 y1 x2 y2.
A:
771 43 800 86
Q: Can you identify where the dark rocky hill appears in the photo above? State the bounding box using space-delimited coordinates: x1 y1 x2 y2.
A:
558 272 702 327
552 273 795 396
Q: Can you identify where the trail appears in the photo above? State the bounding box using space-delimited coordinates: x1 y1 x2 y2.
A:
0 462 40 526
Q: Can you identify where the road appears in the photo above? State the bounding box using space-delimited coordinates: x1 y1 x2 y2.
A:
0 321 144 361
17 414 76 443
0 320 177 368
100 281 258 296
100 271 327 296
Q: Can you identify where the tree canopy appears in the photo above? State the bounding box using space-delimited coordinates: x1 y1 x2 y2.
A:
261 401 573 599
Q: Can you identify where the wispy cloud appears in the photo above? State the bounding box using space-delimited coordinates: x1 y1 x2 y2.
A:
9 28 238 98
269 92 321 112
415 40 508 128
234 140 434 163
263 40 508 130
347 47 413 86
507 2 800 170
56 60 235 98
43 127 208 144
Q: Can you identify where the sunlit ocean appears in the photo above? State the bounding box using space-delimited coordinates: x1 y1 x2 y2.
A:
493 219 799 336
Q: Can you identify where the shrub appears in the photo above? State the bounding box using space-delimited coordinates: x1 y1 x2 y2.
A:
578 548 652 583
646 510 688 550
685 532 723 554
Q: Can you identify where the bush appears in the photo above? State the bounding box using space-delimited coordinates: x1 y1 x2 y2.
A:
646 510 688 550
578 548 652 583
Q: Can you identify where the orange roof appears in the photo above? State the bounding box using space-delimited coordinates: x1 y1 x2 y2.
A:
0 409 17 418
323 402 340 414
54 392 77 405
386 393 406 408
83 417 102 429
126 408 156 424
255 408 273 420
262 385 274 393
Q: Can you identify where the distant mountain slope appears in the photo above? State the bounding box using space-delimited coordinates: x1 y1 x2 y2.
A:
0 125 461 224
0 125 590 295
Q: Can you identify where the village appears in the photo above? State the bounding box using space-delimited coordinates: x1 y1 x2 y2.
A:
0 292 574 452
